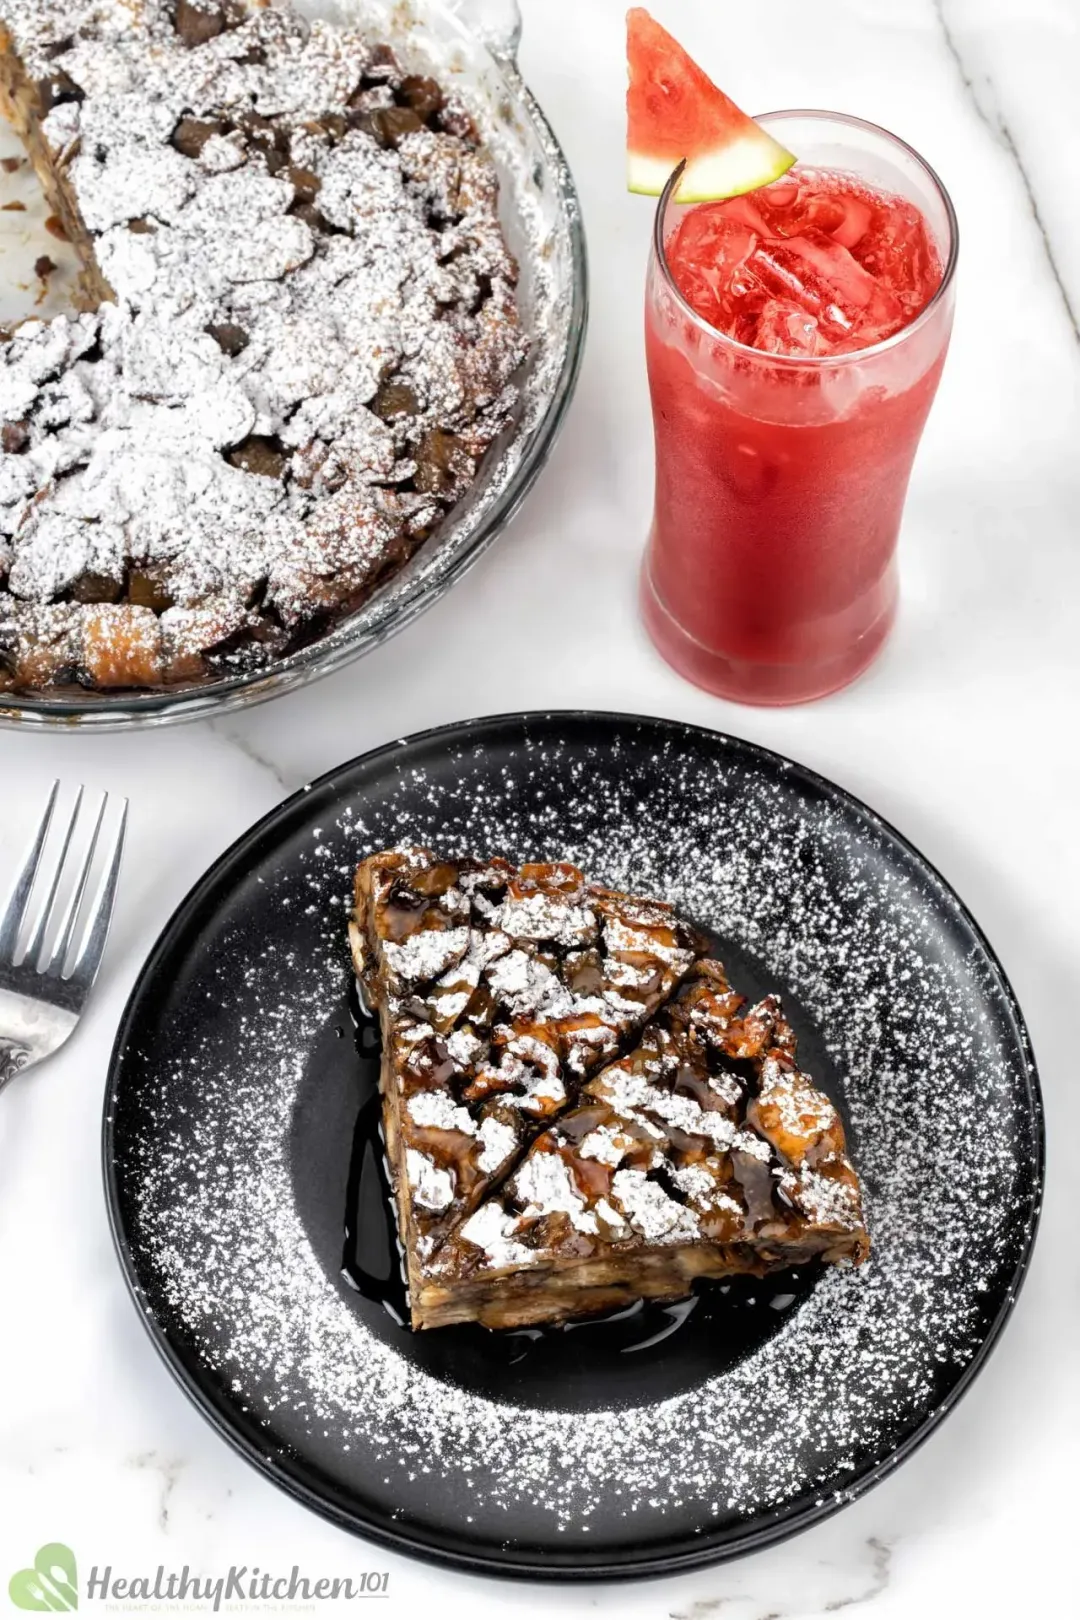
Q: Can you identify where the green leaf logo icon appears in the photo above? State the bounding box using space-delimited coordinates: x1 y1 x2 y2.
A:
9 1544 78 1611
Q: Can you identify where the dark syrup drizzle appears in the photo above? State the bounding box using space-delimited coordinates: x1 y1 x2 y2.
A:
336 982 818 1408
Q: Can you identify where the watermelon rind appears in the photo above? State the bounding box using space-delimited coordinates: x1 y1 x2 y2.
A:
628 132 795 203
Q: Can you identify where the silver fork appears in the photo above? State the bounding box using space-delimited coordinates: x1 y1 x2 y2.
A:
0 782 127 1090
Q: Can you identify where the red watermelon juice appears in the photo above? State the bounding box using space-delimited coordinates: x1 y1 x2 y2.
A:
642 113 957 705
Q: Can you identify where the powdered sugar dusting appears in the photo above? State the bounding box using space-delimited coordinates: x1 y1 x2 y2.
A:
114 719 1041 1560
611 1167 701 1244
514 1150 598 1236
405 1148 454 1213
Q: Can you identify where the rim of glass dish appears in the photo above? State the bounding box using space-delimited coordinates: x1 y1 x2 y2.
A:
0 46 588 731
653 108 959 369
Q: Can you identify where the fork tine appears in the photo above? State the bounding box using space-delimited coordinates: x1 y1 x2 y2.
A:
66 798 127 989
22 785 84 968
0 780 59 962
48 791 107 976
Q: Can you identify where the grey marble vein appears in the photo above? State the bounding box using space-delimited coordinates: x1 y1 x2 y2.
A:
209 719 293 795
127 1451 187 1534
824 1537 893 1612
933 0 1080 343
669 1536 892 1619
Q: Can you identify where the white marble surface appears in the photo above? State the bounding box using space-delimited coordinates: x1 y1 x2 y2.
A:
1 0 1077 1614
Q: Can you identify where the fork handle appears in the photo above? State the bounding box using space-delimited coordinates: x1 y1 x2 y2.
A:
0 1037 31 1088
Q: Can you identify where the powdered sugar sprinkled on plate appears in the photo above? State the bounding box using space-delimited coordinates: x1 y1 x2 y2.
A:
108 715 1042 1572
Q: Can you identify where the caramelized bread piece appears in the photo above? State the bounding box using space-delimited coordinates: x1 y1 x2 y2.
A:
420 963 869 1330
349 846 709 1315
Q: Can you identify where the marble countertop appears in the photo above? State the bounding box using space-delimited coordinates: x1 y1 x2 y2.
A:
1 0 1076 1614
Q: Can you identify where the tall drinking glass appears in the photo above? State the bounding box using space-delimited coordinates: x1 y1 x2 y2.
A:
641 112 958 705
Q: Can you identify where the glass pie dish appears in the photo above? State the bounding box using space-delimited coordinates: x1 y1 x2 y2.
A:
0 0 587 730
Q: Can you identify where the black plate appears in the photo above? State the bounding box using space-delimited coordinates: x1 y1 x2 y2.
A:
104 713 1043 1579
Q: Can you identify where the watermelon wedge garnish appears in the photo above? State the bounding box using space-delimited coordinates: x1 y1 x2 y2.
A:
627 8 796 204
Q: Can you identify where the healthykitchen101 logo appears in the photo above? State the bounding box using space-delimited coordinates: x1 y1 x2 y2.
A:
8 1544 390 1611
9 1545 78 1611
